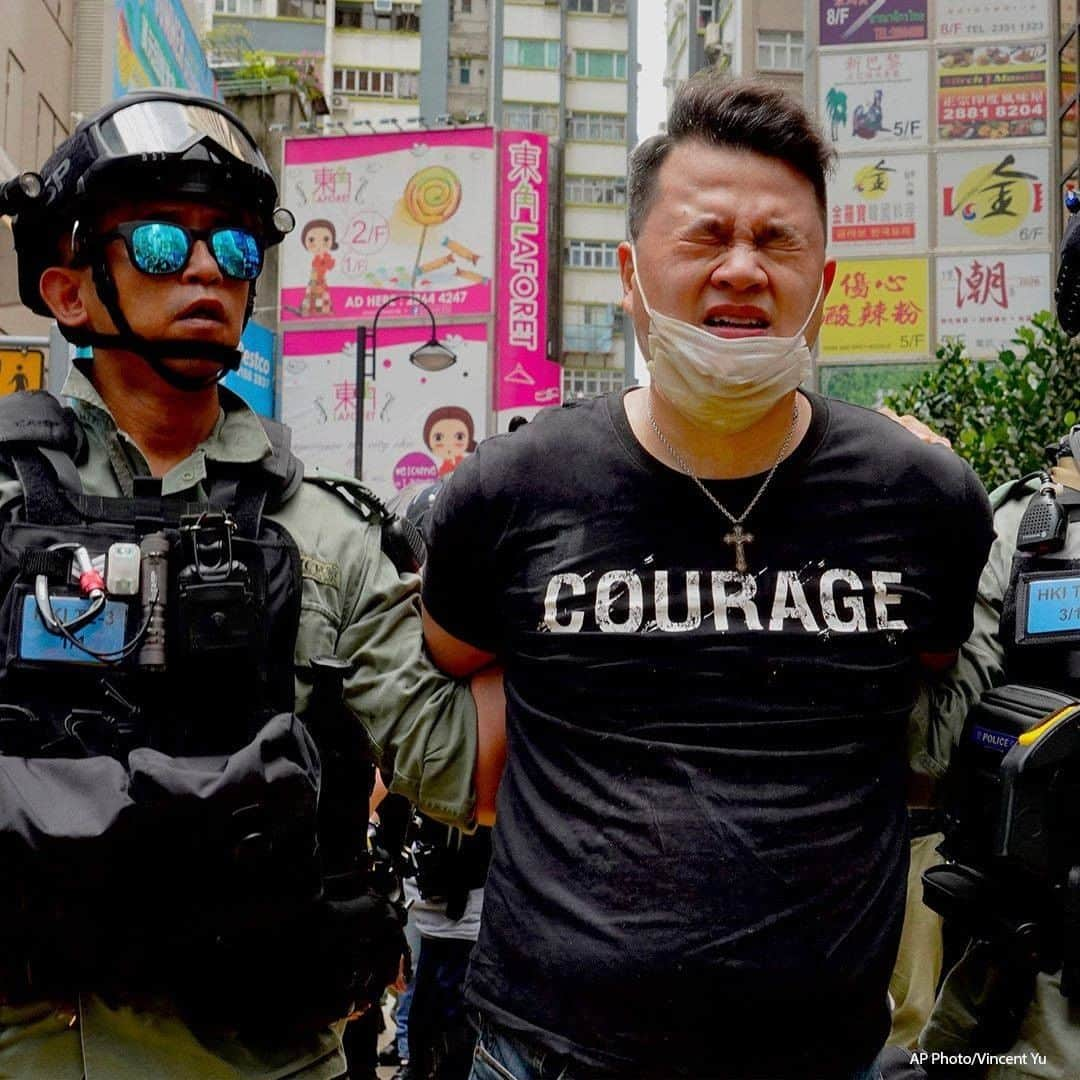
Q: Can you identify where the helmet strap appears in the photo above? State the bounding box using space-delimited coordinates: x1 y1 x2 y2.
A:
68 253 246 393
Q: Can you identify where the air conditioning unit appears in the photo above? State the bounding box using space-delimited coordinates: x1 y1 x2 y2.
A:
332 94 346 109
373 0 393 12
611 0 627 13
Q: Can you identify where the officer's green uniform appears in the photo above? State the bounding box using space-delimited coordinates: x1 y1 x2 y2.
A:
0 367 478 1079
913 457 1080 1080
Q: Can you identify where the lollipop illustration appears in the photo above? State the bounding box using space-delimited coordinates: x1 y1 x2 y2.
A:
403 165 462 287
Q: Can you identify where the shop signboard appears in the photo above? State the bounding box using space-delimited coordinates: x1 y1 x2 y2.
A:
819 257 930 357
827 153 929 254
820 50 930 151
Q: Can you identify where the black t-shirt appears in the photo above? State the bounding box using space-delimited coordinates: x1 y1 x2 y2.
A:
423 390 993 1079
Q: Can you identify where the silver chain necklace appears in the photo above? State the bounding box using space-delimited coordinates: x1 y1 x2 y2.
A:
646 398 799 575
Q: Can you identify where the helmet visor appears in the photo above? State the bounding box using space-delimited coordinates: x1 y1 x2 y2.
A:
97 99 267 170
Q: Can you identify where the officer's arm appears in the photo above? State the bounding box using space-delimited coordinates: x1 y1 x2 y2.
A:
909 513 1013 779
423 607 506 827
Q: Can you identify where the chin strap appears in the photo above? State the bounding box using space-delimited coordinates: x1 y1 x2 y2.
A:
70 328 241 391
67 249 246 392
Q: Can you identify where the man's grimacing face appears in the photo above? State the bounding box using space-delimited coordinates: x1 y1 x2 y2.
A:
619 139 835 355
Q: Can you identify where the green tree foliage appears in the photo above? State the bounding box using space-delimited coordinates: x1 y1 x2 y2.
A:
883 311 1079 491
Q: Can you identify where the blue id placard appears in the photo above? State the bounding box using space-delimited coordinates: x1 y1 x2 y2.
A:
19 595 127 664
1025 575 1080 636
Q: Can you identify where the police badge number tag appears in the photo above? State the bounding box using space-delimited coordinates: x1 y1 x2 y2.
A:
1021 572 1080 639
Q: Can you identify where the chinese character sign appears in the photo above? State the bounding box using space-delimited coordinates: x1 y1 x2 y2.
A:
495 131 557 413
280 129 496 322
280 324 490 489
938 44 1048 141
937 149 1048 247
819 0 927 46
826 153 929 254
819 258 930 356
936 253 1051 357
936 0 1049 40
819 51 930 150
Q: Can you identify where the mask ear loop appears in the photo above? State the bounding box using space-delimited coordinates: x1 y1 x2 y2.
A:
629 246 655 319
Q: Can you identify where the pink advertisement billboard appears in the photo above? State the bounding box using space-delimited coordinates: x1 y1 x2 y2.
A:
495 130 559 412
280 323 490 489
280 128 496 322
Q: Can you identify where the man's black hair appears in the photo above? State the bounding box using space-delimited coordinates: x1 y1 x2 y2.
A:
627 73 835 239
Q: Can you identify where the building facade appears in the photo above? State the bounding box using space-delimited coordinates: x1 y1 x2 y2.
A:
0 0 74 338
501 0 637 397
208 0 638 401
664 0 804 116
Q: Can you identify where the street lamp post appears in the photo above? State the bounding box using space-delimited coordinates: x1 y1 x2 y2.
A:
354 294 458 478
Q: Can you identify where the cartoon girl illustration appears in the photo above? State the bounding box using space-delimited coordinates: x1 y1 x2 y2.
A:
423 405 477 476
300 219 338 316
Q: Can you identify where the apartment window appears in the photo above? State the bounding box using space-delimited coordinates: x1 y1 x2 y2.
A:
504 38 561 69
459 0 472 11
574 50 627 79
568 0 612 11
565 240 620 269
458 59 471 85
697 0 719 29
756 30 803 71
281 0 326 16
335 3 418 30
214 0 264 13
333 67 418 98
503 101 559 135
563 366 625 400
3 52 24 153
565 175 626 205
565 110 626 141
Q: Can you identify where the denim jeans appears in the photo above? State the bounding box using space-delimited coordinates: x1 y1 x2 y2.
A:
468 1014 884 1080
395 911 423 1059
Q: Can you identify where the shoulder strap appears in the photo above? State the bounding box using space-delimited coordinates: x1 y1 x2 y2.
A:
304 473 425 573
990 473 1041 513
0 391 86 525
204 416 304 537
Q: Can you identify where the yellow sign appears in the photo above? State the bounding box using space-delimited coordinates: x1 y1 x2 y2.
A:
852 161 893 201
0 350 44 396
820 258 930 357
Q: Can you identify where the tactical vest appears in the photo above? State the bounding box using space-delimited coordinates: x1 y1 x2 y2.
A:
1001 482 1080 696
0 391 404 1029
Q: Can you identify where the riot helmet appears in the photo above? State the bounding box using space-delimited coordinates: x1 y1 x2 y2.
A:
1 89 294 389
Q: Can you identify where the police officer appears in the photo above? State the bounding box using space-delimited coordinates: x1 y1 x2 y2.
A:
0 89 497 1078
908 205 1080 1078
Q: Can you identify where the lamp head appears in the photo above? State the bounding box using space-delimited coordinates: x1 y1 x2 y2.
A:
409 339 457 372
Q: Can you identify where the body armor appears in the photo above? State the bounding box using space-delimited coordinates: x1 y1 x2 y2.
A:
925 445 1080 1022
0 391 404 1029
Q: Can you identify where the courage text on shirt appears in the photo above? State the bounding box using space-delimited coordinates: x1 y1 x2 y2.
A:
542 568 907 634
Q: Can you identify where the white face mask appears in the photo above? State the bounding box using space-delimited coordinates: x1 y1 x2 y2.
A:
632 248 822 435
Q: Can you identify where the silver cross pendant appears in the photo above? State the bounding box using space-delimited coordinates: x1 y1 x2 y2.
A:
724 523 754 574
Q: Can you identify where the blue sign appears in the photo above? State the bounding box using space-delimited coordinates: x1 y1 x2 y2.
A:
19 595 127 665
113 0 217 100
224 321 276 418
1025 575 1080 635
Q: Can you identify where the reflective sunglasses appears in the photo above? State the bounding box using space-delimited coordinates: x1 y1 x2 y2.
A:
101 220 264 281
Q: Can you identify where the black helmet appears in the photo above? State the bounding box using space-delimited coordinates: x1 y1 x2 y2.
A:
1 88 295 386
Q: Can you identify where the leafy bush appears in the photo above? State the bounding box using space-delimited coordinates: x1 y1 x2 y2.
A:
883 311 1079 490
